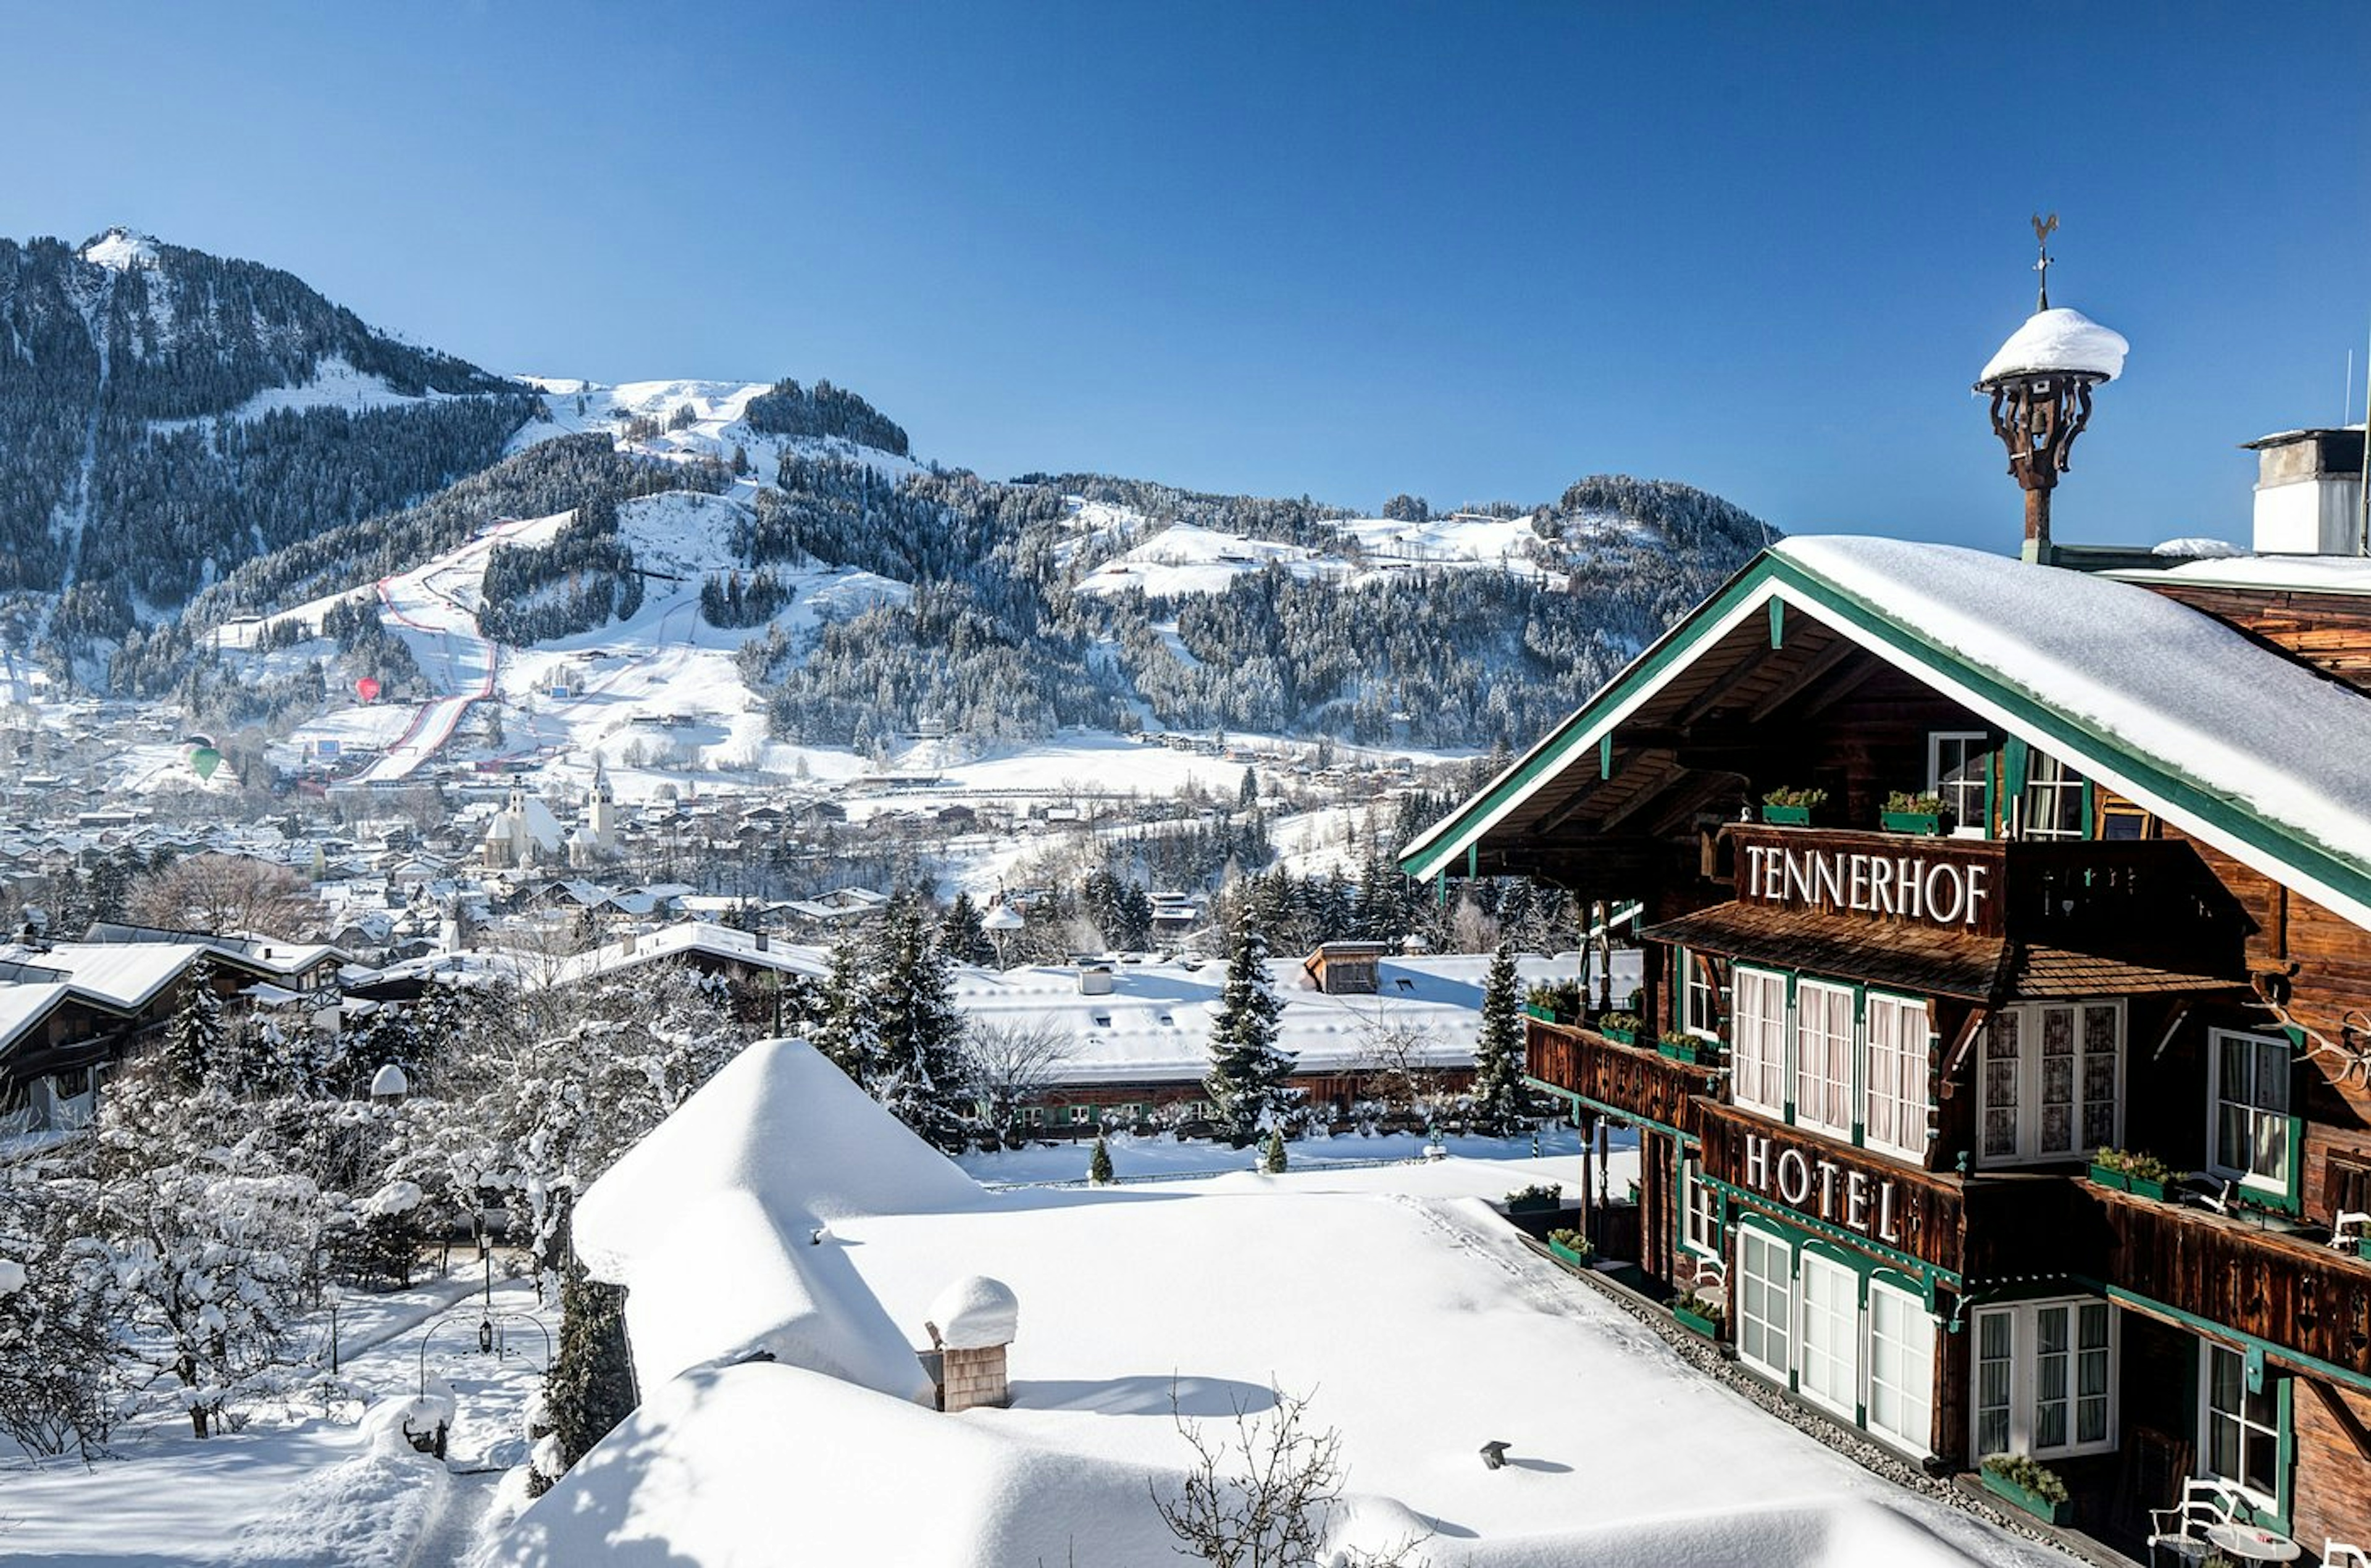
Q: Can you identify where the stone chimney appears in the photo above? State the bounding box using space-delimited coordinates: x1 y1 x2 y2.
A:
927 1275 1018 1414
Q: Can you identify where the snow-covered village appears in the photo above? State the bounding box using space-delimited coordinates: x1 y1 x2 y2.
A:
6 7 2371 1568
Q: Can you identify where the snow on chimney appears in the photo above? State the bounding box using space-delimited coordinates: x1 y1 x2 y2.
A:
926 1276 1018 1414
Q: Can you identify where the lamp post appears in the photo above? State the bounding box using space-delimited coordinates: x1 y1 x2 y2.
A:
1973 215 2129 563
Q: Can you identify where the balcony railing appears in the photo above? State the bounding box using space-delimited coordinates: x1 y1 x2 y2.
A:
1524 1018 1704 1133
2079 1182 2371 1380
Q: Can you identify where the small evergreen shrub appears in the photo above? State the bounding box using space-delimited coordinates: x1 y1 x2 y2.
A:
1089 1135 1114 1185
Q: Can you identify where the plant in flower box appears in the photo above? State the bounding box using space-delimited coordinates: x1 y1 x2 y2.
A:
1545 1226 1595 1267
1657 1029 1717 1064
1524 979 1585 1024
1978 1452 2070 1525
1880 790 1954 836
1672 1292 1725 1338
1760 786 1827 827
2089 1148 2178 1200
1595 1011 1642 1046
1504 1182 1563 1216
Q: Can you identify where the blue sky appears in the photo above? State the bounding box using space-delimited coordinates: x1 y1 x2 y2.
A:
4 2 2365 547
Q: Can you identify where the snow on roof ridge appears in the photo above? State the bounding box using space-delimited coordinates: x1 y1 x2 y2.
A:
1775 535 2371 892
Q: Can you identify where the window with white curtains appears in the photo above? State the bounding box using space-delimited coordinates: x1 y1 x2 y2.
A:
1732 967 1789 1117
1794 980 1855 1137
1862 993 1930 1160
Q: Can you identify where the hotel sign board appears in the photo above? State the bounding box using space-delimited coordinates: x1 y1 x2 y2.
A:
1734 827 1997 935
1739 1128 1905 1246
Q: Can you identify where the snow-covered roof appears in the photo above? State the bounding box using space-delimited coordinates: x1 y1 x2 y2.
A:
1403 536 2371 932
550 920 831 989
1778 536 2371 911
1976 305 2128 385
2108 549 2371 597
948 952 1634 1086
575 1038 981 1394
17 941 205 1011
513 1120 2068 1568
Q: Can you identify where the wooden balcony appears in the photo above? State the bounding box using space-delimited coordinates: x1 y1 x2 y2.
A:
1524 1018 1704 1133
2079 1183 2371 1379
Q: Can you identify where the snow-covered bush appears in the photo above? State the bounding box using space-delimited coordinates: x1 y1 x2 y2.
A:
81 1060 331 1437
0 1161 128 1457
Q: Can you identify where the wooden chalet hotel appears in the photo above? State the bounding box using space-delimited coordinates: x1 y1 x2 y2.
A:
1405 249 2371 1563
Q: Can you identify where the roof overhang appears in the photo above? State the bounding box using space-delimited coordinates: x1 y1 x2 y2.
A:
1402 548 2371 933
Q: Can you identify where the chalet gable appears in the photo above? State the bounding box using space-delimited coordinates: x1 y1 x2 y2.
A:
1402 538 2371 932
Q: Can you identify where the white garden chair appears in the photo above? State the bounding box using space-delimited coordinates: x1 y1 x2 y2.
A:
2146 1477 2242 1567
2327 1540 2371 1568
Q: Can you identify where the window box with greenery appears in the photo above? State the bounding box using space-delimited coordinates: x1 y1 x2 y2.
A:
1880 790 1954 837
1657 1029 1720 1065
2086 1148 2177 1201
1978 1453 2070 1526
1760 786 1827 828
1524 980 1584 1025
1545 1227 1595 1268
1595 1011 1643 1046
1673 1293 1726 1340
1505 1182 1563 1216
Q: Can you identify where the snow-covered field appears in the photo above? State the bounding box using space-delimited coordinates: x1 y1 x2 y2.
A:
2 1261 556 1568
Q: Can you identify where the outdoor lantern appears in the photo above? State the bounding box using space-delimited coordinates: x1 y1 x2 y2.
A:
1480 1441 1510 1471
478 1317 494 1354
369 1062 409 1103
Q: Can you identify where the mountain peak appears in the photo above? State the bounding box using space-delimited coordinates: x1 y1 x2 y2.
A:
78 226 161 271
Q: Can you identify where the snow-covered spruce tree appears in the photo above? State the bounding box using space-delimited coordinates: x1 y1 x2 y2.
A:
1089 1134 1114 1185
870 904 976 1153
1204 915 1300 1147
1467 941 1529 1136
810 929 886 1093
940 891 995 966
1261 1127 1288 1174
535 1213 635 1497
162 956 225 1087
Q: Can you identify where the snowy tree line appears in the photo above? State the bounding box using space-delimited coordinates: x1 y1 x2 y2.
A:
0 958 757 1454
740 377 910 455
479 494 646 648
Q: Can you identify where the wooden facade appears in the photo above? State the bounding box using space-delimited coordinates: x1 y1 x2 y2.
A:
1456 550 2371 1562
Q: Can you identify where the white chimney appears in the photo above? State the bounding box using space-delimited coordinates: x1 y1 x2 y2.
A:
1077 964 1113 996
2248 428 2367 556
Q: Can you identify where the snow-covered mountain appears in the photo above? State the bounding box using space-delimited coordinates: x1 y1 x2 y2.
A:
2 229 1774 767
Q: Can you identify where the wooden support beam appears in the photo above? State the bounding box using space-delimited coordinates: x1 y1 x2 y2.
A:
1744 635 1860 723
1758 655 1882 726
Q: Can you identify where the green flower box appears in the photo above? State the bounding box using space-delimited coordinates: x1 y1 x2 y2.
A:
1523 1003 1558 1023
1673 1303 1722 1338
1507 1193 1563 1216
1880 809 1945 836
1658 1038 1717 1065
1599 1024 1637 1046
2125 1174 2170 1201
1761 804 1813 827
1547 1236 1593 1268
2086 1162 2128 1192
1978 1466 2069 1526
